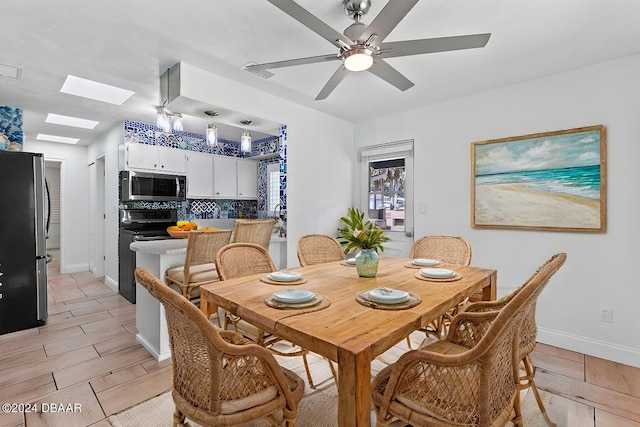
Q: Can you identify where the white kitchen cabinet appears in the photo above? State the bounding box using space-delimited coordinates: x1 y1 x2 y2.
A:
212 155 237 198
236 158 258 199
123 143 186 175
186 151 213 198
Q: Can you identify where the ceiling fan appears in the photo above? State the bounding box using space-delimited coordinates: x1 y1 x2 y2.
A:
247 0 491 100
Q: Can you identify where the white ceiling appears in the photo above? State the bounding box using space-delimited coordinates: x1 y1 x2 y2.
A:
3 0 640 146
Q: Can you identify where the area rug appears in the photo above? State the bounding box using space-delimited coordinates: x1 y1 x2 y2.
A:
108 348 552 427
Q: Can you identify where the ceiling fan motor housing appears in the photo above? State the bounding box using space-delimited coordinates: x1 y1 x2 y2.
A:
343 0 371 21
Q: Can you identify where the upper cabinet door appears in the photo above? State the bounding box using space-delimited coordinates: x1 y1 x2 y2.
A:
237 158 258 199
125 143 158 171
157 146 186 174
124 143 186 175
212 155 237 198
186 151 213 198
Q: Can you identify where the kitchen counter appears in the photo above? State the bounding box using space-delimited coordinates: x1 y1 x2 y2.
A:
131 235 287 360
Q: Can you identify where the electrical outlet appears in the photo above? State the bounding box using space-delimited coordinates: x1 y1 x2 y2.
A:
601 307 613 323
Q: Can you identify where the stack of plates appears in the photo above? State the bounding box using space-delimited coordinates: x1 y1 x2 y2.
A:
411 258 440 267
367 288 410 304
268 271 302 282
272 289 315 304
420 268 456 279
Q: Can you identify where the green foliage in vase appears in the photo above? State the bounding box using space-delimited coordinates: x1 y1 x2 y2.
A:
338 207 390 254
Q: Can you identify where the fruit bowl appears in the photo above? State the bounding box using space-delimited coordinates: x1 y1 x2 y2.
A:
167 228 192 238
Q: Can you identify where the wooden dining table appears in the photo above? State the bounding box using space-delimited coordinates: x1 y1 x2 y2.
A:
200 257 496 427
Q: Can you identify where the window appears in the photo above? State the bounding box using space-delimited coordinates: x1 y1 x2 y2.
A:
267 162 281 214
368 158 405 232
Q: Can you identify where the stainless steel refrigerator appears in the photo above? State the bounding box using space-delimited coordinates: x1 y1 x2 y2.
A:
0 150 48 335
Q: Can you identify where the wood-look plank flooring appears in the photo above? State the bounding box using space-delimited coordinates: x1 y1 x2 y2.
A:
0 270 638 426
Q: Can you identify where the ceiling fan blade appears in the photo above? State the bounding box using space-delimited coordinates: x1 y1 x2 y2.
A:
248 54 340 71
316 66 350 100
368 59 414 91
379 33 491 58
358 0 420 44
267 0 353 48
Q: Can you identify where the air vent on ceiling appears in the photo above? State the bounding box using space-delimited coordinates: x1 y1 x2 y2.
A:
241 62 274 80
0 63 22 80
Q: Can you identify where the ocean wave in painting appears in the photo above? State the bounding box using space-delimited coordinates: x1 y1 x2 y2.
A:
476 164 600 200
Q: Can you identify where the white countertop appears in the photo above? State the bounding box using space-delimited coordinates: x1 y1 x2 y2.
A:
130 235 286 254
130 239 187 255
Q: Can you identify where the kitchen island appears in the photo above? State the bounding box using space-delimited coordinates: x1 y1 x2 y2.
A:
130 235 287 360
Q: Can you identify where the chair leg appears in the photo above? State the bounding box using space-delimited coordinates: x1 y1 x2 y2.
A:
301 353 315 388
173 406 186 427
512 391 524 426
523 355 556 427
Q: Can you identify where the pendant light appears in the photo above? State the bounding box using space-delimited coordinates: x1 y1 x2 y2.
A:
240 120 253 153
156 106 171 132
204 111 219 147
172 113 183 131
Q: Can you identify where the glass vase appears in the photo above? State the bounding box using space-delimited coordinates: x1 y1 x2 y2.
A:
355 249 379 278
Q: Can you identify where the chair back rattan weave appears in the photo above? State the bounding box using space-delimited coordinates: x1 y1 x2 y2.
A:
409 235 472 266
216 242 276 280
231 219 277 250
296 234 344 266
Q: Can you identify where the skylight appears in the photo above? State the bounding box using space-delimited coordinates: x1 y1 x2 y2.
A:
36 134 80 144
46 113 99 129
60 75 134 105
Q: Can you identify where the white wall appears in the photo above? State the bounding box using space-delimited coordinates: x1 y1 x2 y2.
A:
23 140 90 273
354 54 640 367
87 125 123 290
175 63 354 266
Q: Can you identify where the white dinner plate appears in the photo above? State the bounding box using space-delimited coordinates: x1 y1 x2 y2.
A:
344 258 356 265
420 268 456 279
367 288 410 304
273 289 315 304
412 258 440 266
269 271 302 282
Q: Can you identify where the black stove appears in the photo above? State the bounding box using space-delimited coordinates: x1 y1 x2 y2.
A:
118 209 177 303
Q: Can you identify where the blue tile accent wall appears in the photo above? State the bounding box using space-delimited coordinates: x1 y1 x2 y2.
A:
0 106 23 151
121 120 287 222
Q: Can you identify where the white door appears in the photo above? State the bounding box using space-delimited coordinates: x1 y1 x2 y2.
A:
359 140 414 257
186 151 213 198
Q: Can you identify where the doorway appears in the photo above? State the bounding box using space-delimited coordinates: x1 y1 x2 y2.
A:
44 160 62 274
89 155 106 278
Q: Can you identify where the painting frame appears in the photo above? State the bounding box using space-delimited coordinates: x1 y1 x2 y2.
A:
471 125 606 232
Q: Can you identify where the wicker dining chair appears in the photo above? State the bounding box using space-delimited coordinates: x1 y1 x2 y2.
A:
165 230 232 324
135 267 304 427
296 234 344 266
215 242 322 387
371 255 564 427
462 253 567 426
231 219 278 250
408 235 473 344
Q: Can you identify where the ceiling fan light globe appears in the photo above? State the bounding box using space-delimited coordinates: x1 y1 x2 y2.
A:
343 48 374 72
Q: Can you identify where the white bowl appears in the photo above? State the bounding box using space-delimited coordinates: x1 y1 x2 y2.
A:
420 268 456 279
345 258 356 265
269 271 302 282
412 258 439 266
367 288 409 304
273 289 315 304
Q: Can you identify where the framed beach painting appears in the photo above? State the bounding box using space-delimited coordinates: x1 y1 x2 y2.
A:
471 125 606 232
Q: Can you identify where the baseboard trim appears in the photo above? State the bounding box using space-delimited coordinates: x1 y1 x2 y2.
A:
538 327 640 369
63 263 90 274
104 276 118 293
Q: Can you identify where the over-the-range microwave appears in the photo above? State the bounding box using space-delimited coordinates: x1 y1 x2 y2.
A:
120 171 186 202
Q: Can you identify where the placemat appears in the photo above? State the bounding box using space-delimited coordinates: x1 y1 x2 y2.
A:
260 275 308 286
340 260 356 267
403 261 445 269
355 290 421 310
264 294 329 312
414 271 462 282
